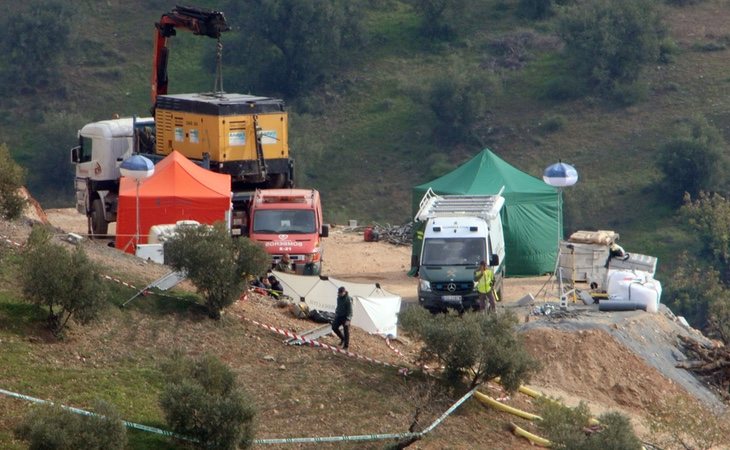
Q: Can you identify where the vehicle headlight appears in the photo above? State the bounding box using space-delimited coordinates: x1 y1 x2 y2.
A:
419 279 431 292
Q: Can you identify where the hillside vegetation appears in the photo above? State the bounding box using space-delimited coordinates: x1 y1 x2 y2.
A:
3 0 730 329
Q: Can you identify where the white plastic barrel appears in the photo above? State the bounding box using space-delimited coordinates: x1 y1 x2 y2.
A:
606 270 662 313
148 224 177 244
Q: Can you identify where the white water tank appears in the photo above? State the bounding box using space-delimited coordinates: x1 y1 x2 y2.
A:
606 270 662 313
148 220 202 244
148 224 176 244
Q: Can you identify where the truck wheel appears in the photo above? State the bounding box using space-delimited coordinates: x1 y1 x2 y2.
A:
90 199 108 237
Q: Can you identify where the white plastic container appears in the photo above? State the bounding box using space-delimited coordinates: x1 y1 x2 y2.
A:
606 270 662 313
148 224 178 244
148 220 201 244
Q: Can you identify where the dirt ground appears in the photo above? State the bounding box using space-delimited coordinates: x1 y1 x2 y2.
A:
11 209 727 445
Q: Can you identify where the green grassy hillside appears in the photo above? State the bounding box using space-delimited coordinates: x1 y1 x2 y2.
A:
2 0 729 280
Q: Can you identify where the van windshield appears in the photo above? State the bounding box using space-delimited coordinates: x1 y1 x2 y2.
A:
252 210 316 234
422 238 485 266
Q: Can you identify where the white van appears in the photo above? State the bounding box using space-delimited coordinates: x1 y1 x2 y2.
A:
414 189 506 312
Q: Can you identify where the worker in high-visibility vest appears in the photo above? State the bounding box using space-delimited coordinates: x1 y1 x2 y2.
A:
474 260 497 313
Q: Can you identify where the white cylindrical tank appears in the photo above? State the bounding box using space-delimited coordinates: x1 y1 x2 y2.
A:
606 270 662 313
148 224 177 244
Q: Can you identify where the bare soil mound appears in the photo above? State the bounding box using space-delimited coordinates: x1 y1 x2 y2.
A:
522 327 691 414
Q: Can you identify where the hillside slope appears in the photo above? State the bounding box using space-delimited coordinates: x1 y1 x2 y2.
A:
1 208 727 448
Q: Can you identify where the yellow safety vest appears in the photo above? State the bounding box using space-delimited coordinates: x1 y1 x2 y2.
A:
475 268 494 294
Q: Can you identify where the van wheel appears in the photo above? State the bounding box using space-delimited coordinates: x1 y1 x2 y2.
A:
90 199 108 237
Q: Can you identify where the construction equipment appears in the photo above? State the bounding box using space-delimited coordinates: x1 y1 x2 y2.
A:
71 5 294 236
151 5 230 105
413 188 506 313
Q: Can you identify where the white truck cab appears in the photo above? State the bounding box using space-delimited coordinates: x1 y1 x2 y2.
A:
70 117 155 235
414 188 506 313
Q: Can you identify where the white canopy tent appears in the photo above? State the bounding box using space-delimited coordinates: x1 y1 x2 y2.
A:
272 271 402 337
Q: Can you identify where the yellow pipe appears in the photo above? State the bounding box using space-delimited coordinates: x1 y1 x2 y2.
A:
474 391 543 421
518 384 543 398
509 422 551 447
496 381 601 426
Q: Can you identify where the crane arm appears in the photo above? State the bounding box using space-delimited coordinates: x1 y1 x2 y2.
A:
151 5 230 105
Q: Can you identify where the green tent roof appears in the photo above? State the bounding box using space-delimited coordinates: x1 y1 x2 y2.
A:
412 149 561 276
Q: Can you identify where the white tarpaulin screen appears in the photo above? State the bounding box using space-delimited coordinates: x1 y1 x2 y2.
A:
273 271 402 337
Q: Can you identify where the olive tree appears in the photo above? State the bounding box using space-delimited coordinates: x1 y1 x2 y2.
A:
537 398 642 449
15 401 127 450
399 308 538 390
20 226 108 337
427 68 496 145
556 0 665 102
222 0 364 97
164 222 270 319
160 353 256 449
0 1 74 94
659 117 729 205
680 192 730 279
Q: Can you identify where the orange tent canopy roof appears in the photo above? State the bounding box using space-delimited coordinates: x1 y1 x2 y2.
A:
119 150 231 198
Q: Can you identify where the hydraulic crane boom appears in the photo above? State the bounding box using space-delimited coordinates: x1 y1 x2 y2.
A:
151 5 230 105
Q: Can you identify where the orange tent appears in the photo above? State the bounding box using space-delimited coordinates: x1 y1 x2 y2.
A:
115 151 232 253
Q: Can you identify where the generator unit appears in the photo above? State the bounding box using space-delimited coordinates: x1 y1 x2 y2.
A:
155 92 292 188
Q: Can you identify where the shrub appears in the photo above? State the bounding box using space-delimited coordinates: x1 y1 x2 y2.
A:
221 0 365 98
425 153 456 179
658 38 679 64
160 353 256 449
693 41 727 52
15 401 127 450
556 0 665 101
663 252 728 332
516 0 556 20
164 222 270 319
538 114 566 134
399 307 539 390
536 398 641 449
647 395 730 450
0 143 27 220
20 226 108 337
658 117 729 205
25 112 85 207
0 1 74 95
414 0 465 40
427 69 495 145
665 0 705 5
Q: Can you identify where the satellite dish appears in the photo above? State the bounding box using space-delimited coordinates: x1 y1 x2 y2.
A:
543 160 578 187
120 154 155 181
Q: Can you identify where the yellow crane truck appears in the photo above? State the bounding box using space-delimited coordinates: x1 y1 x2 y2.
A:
71 5 293 236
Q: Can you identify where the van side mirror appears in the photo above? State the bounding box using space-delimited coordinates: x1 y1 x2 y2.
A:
321 224 329 238
489 254 499 267
70 145 80 164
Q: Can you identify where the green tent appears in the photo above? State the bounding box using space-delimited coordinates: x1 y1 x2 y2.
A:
412 148 561 276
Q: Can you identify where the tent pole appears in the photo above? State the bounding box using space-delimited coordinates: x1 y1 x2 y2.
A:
135 180 140 250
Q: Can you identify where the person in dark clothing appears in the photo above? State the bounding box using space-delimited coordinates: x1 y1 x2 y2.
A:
268 275 284 299
274 254 293 273
332 286 353 350
302 253 320 276
250 276 269 295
